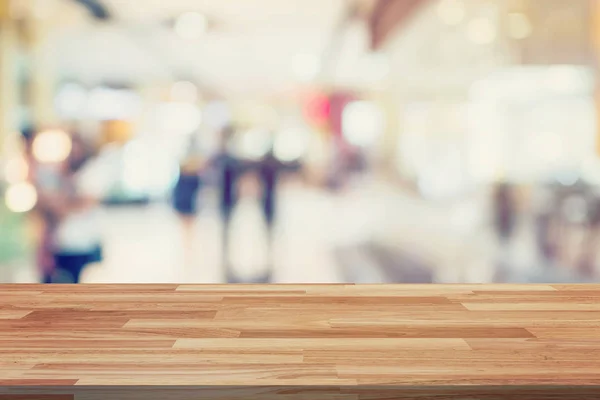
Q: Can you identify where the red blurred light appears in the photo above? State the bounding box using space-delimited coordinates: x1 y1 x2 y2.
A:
303 92 331 126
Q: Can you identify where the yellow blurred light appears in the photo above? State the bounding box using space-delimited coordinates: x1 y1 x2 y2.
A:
32 0 54 19
32 129 72 163
507 12 532 40
437 0 465 26
5 182 38 213
175 12 208 40
4 157 29 184
467 18 497 45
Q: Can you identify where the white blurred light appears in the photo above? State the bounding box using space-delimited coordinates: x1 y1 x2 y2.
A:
539 132 565 167
87 88 141 120
251 104 279 128
364 53 390 82
545 65 588 94
507 12 532 40
274 129 310 162
467 18 497 45
55 83 88 119
203 101 232 130
32 129 72 163
342 101 385 147
175 12 208 40
292 53 321 82
437 0 465 26
171 81 198 103
123 140 151 192
557 172 579 187
238 129 272 160
5 182 37 213
4 157 29 184
582 158 600 184
156 103 202 136
122 139 181 196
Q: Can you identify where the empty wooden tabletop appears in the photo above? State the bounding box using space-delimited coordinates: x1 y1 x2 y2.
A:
0 284 599 387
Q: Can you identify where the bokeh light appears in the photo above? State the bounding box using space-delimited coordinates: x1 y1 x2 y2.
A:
507 12 533 40
32 129 72 163
342 101 385 147
175 12 208 40
170 81 198 103
55 83 88 120
237 129 272 160
156 103 202 136
5 182 38 213
274 128 310 162
467 17 497 45
4 157 29 184
437 0 466 26
292 53 321 82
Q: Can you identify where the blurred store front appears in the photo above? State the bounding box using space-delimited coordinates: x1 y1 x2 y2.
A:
1 0 600 284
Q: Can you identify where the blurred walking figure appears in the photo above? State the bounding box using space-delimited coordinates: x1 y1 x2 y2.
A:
534 184 556 263
210 126 240 275
493 182 516 271
34 131 109 283
257 144 288 274
578 196 600 277
173 137 204 253
22 128 57 283
494 182 516 244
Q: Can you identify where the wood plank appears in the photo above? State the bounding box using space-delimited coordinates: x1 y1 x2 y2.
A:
0 310 31 319
0 284 597 387
238 327 534 339
0 396 74 400
0 339 176 349
0 379 78 386
174 338 471 351
462 302 600 311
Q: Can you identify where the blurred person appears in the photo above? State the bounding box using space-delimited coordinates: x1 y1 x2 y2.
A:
327 136 351 192
577 193 600 277
22 129 58 283
256 142 296 273
37 132 110 283
209 126 240 273
533 184 556 263
492 182 516 272
173 137 205 254
493 182 516 245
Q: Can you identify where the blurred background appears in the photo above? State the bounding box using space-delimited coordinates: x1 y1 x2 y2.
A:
1 0 600 284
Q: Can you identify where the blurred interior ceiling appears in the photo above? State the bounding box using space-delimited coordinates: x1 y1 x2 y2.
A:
37 0 434 98
49 0 349 98
369 0 430 50
71 0 110 20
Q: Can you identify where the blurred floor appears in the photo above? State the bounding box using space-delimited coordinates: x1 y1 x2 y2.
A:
87 181 344 283
10 177 599 284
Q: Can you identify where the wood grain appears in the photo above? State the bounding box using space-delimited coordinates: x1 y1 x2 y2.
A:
0 284 599 389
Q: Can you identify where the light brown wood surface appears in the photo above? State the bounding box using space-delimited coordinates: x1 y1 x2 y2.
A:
0 284 599 388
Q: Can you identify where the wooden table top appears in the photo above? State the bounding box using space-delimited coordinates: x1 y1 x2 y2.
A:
1 284 599 387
